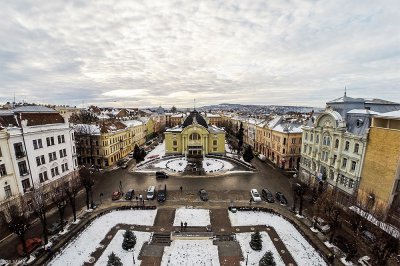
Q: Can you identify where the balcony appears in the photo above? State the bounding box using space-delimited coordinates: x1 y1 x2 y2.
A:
15 151 26 159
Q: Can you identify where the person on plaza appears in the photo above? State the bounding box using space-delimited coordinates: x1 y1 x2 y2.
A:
184 221 187 231
249 198 252 206
180 186 183 193
181 221 183 231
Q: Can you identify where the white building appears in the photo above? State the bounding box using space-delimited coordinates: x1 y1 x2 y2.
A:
0 106 78 197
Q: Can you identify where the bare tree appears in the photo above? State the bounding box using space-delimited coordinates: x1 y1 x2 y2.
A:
3 200 31 258
79 167 95 210
29 185 49 245
51 183 68 232
64 177 81 222
69 110 99 124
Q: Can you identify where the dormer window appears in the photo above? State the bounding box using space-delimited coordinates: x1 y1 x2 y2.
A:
356 119 364 127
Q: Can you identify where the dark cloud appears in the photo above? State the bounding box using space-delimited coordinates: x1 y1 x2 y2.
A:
0 0 399 108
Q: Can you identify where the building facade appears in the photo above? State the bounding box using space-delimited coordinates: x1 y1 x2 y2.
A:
164 110 225 156
358 111 400 224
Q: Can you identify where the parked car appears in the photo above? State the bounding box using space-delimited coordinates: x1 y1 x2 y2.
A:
250 189 262 202
121 162 129 169
199 189 209 201
48 220 68 235
261 188 275 203
157 189 166 202
128 152 134 158
275 192 288 205
333 235 353 254
17 237 42 256
312 216 331 233
358 256 372 266
156 171 168 178
258 154 266 161
125 189 134 200
361 230 376 244
112 191 122 201
146 186 155 200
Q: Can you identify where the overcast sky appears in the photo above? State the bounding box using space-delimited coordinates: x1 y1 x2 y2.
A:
1 0 399 108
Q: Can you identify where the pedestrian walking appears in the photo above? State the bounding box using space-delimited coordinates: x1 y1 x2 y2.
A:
249 198 252 206
180 221 183 231
184 221 187 231
180 186 183 193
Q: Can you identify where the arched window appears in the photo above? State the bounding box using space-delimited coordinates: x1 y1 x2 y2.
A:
189 133 200 140
335 139 339 149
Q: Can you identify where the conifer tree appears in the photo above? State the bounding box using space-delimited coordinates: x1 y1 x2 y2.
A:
250 230 262 251
243 145 254 162
122 230 136 251
259 251 276 266
107 252 122 266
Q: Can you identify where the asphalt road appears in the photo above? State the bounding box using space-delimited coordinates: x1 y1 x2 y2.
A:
0 156 302 260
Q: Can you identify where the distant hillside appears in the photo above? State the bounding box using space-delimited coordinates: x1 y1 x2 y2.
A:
198 103 324 115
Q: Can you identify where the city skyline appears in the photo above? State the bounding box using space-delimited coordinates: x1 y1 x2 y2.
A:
1 0 400 108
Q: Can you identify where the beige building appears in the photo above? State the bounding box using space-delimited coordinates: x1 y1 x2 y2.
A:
358 111 400 224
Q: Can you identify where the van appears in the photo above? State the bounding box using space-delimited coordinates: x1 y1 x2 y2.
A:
146 186 155 200
156 171 168 179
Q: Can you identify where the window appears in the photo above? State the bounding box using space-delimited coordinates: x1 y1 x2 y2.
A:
316 135 319 144
51 167 59 177
310 134 313 142
333 155 337 164
61 163 69 172
344 141 349 151
39 171 48 183
59 149 67 158
173 140 177 146
291 138 296 144
4 185 12 198
0 164 7 176
22 179 31 192
354 143 359 153
14 142 24 158
18 161 28 176
213 147 217 151
49 151 57 162
213 140 217 146
283 138 287 145
342 158 348 169
71 133 74 140
46 137 55 146
335 139 339 149
36 155 45 166
308 147 312 155
305 132 308 140
323 135 331 146
349 179 354 188
351 161 356 171
0 147 2 157
189 133 200 140
33 139 43 149
57 135 65 144
173 147 177 151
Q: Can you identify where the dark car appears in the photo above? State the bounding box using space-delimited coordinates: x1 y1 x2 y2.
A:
157 189 166 202
48 220 68 235
112 191 122 201
125 189 134 200
361 230 376 244
199 189 209 201
333 235 356 254
261 188 275 203
17 237 42 256
156 171 168 179
275 192 288 205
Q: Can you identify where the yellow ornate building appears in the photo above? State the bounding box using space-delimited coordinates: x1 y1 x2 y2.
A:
164 110 225 156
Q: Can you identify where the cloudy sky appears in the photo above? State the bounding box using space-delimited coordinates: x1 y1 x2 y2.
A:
1 0 399 108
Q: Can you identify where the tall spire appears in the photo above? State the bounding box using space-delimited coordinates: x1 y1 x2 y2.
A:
344 86 347 97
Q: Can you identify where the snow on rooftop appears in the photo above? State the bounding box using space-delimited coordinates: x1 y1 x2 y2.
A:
49 209 157 266
347 109 380 115
376 110 400 119
273 124 303 133
74 124 101 135
161 240 219 266
122 119 143 127
229 211 326 266
173 207 210 226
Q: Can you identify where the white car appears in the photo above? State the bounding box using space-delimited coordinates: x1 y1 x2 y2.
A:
251 189 262 202
358 256 372 266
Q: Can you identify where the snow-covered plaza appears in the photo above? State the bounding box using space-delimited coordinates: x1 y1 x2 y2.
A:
46 206 327 266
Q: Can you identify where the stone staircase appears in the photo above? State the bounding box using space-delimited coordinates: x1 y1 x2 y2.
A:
150 233 171 246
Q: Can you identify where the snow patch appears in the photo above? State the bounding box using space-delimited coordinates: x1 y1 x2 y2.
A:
161 240 219 266
173 207 211 226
